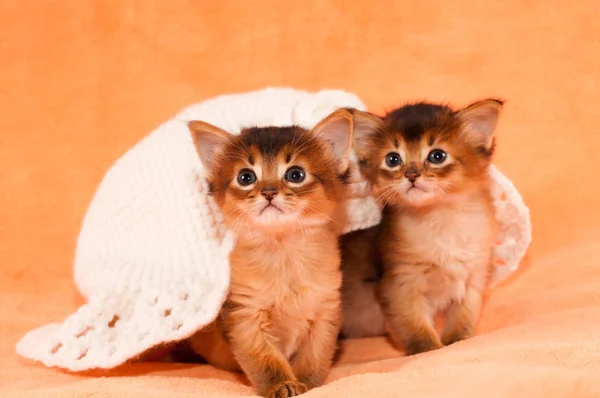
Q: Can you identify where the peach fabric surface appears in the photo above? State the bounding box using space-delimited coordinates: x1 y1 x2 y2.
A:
1 1 598 397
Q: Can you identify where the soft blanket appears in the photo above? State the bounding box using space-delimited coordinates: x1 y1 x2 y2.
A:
14 86 528 372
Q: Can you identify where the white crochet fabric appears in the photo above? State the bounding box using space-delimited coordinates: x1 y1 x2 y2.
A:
16 88 531 372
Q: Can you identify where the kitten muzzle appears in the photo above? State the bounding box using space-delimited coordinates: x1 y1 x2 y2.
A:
259 203 284 215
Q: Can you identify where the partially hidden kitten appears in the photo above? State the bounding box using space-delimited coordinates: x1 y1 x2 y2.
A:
339 225 387 338
341 99 502 355
186 109 372 398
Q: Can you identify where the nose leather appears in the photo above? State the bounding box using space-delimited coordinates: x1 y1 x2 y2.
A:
405 169 421 183
261 188 278 201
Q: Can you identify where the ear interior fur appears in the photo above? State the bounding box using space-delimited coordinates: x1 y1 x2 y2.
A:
351 109 383 159
187 121 232 172
311 109 356 174
457 99 504 149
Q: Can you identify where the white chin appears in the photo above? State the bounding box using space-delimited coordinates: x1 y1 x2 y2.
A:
253 206 293 227
403 187 435 205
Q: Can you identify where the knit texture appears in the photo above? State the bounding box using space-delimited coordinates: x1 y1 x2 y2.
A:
16 88 531 371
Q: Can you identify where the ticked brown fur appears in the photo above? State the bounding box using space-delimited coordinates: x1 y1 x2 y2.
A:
186 109 369 397
343 99 502 355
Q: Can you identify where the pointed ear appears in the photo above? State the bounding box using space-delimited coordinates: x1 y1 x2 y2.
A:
351 110 383 159
187 120 231 171
457 99 504 149
311 108 355 174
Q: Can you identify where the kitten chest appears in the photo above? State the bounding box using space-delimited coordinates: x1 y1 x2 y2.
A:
397 207 493 305
230 240 341 358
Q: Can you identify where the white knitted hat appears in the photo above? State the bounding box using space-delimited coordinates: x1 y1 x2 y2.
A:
16 87 532 372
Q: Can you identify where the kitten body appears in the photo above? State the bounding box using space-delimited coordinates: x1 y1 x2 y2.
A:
339 226 386 338
343 100 501 354
186 109 367 397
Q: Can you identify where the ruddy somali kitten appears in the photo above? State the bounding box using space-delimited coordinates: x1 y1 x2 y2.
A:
186 109 369 398
342 99 502 355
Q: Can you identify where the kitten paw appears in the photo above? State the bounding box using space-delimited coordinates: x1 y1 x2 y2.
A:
442 330 473 346
267 381 309 398
404 337 443 356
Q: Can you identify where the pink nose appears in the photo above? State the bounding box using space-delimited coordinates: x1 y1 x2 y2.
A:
405 169 420 183
261 188 277 201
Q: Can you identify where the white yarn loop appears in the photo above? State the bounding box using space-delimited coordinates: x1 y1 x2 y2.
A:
16 88 531 371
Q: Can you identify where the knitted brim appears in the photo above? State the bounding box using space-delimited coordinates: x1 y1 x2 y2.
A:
16 88 531 372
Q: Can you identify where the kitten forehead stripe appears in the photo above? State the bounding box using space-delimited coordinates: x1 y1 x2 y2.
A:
385 102 453 142
239 126 312 158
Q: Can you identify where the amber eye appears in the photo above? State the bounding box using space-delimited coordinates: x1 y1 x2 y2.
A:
427 149 447 164
284 166 306 183
237 169 257 186
385 152 402 168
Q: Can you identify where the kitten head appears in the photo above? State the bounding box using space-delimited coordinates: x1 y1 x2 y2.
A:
354 99 503 208
188 109 366 236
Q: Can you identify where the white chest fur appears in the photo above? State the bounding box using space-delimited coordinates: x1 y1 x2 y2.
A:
396 201 494 310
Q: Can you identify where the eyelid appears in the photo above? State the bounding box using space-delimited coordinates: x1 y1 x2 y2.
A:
233 167 259 190
285 165 305 172
284 165 309 185
279 163 306 178
380 150 405 170
425 148 452 167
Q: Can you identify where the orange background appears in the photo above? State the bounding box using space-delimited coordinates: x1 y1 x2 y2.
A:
1 1 599 397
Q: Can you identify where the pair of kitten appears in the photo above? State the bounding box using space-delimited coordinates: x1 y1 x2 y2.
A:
185 99 501 397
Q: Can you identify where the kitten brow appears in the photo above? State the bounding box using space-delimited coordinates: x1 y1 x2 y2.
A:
429 112 454 143
290 132 318 156
290 129 303 156
219 154 252 162
380 128 400 148
228 138 252 158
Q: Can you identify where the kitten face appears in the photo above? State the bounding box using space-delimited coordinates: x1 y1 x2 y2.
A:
188 109 366 236
355 99 503 208
209 126 342 233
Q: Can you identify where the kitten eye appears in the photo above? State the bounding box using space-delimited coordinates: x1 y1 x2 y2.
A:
385 152 402 168
427 149 447 164
284 166 306 183
237 169 257 186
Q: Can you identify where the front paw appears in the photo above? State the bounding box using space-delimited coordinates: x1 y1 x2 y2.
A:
442 329 473 346
403 335 443 356
267 381 309 398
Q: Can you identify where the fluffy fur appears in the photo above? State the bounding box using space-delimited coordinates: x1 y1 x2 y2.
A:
185 109 371 397
342 99 502 355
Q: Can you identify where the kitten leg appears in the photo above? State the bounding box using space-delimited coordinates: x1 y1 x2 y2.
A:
187 320 240 371
378 274 442 356
223 309 307 398
340 227 386 338
292 306 341 389
441 284 484 346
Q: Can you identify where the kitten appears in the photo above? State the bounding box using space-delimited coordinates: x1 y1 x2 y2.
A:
344 99 501 355
339 226 387 338
186 109 372 397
